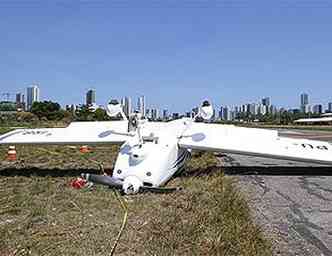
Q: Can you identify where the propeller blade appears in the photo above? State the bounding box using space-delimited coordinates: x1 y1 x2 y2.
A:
81 173 123 189
81 173 182 194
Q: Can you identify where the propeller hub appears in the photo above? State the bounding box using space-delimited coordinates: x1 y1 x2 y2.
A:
123 176 143 194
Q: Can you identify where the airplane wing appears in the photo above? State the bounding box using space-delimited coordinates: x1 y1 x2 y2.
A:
179 123 332 165
0 121 129 145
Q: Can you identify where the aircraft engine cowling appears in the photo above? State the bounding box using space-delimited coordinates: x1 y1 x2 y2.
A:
199 100 213 120
106 101 122 117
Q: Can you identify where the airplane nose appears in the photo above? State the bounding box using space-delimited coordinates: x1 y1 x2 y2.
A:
122 176 143 194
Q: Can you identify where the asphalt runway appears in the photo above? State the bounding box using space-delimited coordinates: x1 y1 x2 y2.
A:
219 129 332 256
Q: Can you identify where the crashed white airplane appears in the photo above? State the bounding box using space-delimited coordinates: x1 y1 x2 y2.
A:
1 101 332 194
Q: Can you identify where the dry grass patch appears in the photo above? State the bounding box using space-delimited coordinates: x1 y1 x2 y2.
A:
0 146 271 256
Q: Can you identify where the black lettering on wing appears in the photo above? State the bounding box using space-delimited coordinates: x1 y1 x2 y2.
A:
316 145 329 151
22 130 52 136
302 143 314 149
301 143 329 151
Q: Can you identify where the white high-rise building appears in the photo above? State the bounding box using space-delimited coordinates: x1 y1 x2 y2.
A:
162 109 169 120
249 103 256 115
313 104 323 114
328 102 332 113
219 106 233 121
262 97 270 106
121 96 132 117
27 85 40 111
300 93 309 113
151 108 160 120
137 95 145 117
304 104 311 113
145 109 151 119
300 93 309 106
258 104 268 115
86 89 96 106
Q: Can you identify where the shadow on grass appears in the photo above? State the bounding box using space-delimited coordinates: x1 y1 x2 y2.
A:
1 163 331 179
178 165 332 179
179 166 221 178
224 166 332 176
0 167 110 177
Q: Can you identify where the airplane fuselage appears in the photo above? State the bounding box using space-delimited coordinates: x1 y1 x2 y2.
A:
112 119 191 193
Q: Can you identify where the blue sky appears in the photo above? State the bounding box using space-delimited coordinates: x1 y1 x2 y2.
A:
0 0 332 112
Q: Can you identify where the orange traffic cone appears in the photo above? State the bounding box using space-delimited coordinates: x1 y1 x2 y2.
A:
7 146 17 161
79 145 90 153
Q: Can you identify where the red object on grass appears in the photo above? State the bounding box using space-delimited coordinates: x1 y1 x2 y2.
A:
70 178 87 189
7 146 17 161
79 145 90 153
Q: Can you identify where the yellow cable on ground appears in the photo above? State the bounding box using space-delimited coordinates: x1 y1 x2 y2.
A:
15 145 128 255
110 189 128 256
78 150 128 256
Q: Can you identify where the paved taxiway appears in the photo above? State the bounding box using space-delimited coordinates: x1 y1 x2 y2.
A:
220 129 332 256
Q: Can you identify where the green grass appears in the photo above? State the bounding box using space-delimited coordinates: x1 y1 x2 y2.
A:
0 146 271 256
0 127 14 135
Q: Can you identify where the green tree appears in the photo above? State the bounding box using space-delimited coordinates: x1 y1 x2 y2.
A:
74 105 93 121
0 102 16 111
16 112 39 122
30 101 64 121
93 108 107 121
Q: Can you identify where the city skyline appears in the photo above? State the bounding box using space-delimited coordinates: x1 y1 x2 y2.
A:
3 85 332 115
2 82 332 113
0 2 332 111
1 83 332 122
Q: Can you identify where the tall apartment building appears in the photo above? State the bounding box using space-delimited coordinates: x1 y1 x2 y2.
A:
27 85 40 111
86 89 96 106
15 93 25 111
121 96 132 117
137 95 145 117
313 104 323 115
262 97 270 106
162 109 169 120
328 102 332 113
300 93 309 113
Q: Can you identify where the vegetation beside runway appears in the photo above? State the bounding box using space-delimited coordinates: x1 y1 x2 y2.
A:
0 144 271 255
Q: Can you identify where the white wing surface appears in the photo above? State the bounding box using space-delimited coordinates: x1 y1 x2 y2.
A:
179 123 332 165
0 121 129 145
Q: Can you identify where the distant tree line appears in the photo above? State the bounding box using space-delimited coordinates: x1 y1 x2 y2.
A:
0 102 16 111
73 105 110 121
30 101 67 121
30 101 114 122
0 100 114 126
